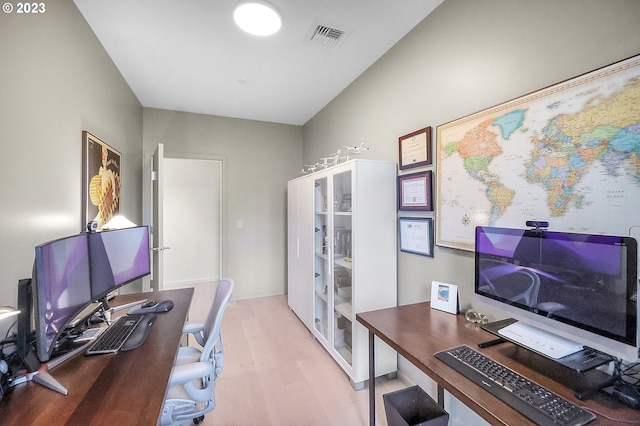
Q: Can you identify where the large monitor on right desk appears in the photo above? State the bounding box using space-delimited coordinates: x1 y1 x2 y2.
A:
475 226 638 361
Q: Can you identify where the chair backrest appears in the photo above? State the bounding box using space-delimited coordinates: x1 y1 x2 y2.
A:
200 278 234 363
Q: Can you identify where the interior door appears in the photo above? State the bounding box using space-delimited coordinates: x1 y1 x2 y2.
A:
151 143 168 290
150 145 222 294
163 157 222 286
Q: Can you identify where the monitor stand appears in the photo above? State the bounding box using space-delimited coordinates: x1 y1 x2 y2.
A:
11 339 93 396
11 365 67 395
482 318 613 372
497 321 583 359
481 319 618 401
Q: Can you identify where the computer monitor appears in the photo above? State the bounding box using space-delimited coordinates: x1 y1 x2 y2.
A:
32 233 93 362
31 226 151 363
475 226 638 361
89 226 150 302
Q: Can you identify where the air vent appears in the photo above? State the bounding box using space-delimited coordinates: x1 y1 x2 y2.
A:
308 24 347 50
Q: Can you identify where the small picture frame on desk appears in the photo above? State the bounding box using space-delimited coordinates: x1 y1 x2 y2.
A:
430 281 459 314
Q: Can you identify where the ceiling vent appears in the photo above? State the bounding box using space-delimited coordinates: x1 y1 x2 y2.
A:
306 22 349 50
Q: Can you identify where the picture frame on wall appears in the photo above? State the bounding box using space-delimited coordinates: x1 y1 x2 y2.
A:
82 131 121 230
398 170 433 211
398 126 432 170
399 217 434 257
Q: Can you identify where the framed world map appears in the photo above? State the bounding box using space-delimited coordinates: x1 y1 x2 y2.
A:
436 54 640 251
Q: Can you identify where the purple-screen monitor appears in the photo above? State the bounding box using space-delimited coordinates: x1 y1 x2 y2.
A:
475 226 638 361
89 226 150 301
33 233 92 362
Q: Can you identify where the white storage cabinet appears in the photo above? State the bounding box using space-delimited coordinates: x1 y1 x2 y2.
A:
287 159 398 388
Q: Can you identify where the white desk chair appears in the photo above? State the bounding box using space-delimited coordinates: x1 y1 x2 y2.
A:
160 278 234 426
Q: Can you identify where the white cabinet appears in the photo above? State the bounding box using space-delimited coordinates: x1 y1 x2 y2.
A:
287 177 314 330
287 159 397 388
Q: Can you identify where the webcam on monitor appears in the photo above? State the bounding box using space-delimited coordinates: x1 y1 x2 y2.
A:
525 220 549 230
86 220 98 233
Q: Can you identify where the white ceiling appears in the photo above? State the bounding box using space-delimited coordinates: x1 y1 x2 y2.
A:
74 0 443 126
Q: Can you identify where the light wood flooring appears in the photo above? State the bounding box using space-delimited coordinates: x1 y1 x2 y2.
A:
182 286 407 426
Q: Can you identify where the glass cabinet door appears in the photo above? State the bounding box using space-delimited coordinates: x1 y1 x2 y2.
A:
332 170 353 365
313 176 329 341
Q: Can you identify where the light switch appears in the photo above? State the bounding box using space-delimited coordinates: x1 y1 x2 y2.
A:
237 219 243 229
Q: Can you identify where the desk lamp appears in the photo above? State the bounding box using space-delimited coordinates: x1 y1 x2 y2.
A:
0 306 19 322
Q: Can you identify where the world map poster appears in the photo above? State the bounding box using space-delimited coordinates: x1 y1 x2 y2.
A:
436 54 640 251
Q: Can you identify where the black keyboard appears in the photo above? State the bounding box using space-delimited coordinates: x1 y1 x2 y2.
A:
86 315 143 355
435 345 595 426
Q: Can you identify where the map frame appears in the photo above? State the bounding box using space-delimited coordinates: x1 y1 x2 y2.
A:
436 54 640 251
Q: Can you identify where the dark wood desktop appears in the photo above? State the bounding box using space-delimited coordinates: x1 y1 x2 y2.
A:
357 302 639 426
1 287 193 425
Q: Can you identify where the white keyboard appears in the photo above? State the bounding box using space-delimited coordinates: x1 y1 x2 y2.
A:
499 322 582 359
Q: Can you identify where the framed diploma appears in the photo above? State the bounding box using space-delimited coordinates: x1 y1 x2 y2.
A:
398 171 432 211
399 217 434 257
398 126 431 170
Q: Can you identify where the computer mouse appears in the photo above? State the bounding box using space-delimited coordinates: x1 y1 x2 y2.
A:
154 300 174 312
611 382 640 409
128 299 173 315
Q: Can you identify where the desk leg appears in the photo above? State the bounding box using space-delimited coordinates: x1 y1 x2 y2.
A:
437 384 444 409
368 331 375 426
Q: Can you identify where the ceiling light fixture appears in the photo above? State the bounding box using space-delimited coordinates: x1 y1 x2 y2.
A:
233 1 282 36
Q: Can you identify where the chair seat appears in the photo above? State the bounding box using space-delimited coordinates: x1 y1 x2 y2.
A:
176 346 202 364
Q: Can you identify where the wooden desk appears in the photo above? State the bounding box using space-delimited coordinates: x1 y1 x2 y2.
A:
357 302 639 426
1 287 193 426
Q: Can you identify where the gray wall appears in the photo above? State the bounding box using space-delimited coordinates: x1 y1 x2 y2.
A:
302 0 640 420
142 108 303 300
0 2 303 308
0 1 143 307
303 0 640 309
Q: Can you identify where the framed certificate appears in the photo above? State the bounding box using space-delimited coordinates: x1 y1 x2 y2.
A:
399 217 434 257
399 126 432 170
398 171 432 211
